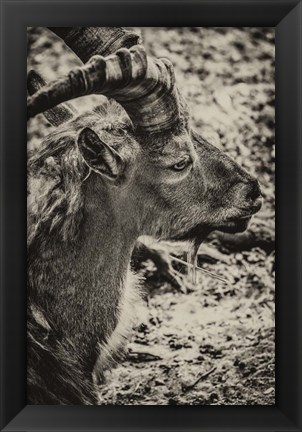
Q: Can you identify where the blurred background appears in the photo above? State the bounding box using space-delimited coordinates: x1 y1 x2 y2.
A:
27 27 275 405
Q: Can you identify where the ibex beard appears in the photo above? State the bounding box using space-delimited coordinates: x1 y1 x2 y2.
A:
27 27 262 405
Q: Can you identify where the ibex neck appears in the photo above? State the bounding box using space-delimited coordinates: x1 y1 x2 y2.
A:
80 180 138 283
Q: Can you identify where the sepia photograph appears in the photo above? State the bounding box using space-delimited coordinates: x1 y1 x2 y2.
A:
27 26 275 405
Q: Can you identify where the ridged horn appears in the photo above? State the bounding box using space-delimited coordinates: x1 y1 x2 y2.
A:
48 27 140 61
27 45 183 133
27 70 75 126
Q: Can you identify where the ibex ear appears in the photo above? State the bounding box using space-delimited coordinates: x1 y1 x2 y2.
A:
77 128 125 183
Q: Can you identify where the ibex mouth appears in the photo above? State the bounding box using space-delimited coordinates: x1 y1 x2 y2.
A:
171 200 261 242
220 205 260 233
226 195 262 224
219 217 252 234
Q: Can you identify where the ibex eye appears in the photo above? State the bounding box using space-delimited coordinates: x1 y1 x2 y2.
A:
171 159 190 171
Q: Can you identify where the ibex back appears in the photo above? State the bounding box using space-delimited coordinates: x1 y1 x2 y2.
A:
27 27 262 404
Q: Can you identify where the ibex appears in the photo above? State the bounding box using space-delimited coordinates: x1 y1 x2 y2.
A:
27 27 262 404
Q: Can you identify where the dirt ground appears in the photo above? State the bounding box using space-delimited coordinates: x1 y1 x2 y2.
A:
27 27 275 405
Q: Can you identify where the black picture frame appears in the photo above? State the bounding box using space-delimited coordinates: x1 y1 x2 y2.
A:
0 0 301 431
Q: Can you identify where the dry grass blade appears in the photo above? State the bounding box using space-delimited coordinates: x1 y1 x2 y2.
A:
182 366 217 392
170 255 231 285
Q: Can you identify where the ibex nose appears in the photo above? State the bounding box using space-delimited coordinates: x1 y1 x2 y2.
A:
245 179 262 202
240 178 262 214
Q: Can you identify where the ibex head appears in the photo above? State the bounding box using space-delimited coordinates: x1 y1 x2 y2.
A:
27 27 262 248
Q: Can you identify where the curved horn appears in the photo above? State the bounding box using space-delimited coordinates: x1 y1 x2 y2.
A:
48 27 140 61
27 70 75 126
27 45 183 133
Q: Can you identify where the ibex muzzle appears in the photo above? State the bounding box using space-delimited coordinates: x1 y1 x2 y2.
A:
187 131 262 237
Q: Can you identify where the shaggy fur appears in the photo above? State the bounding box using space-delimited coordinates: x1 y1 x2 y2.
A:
27 304 97 404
